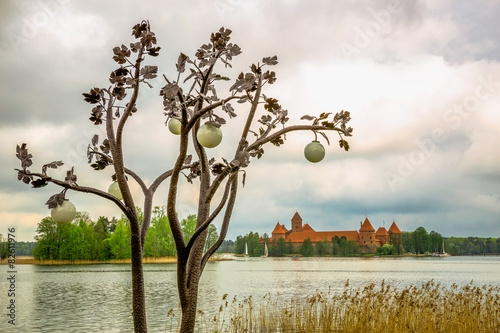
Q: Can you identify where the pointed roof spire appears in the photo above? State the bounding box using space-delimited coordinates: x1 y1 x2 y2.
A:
359 217 375 232
388 221 402 234
271 222 286 234
291 212 302 222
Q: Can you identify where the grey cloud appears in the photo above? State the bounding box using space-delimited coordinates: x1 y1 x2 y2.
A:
446 1 500 62
471 171 500 184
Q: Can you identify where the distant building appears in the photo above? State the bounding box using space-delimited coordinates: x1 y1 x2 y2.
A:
270 212 403 254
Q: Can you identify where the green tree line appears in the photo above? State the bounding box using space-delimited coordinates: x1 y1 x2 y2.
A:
403 226 499 254
31 206 218 261
0 236 36 258
15 241 36 256
444 236 499 254
0 234 10 259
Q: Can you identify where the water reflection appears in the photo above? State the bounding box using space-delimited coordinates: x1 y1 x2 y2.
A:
29 266 134 332
1 256 499 332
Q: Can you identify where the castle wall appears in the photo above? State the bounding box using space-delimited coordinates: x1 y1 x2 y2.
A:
359 244 378 254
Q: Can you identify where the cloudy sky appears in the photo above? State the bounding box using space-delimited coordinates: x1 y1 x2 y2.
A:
1 0 499 242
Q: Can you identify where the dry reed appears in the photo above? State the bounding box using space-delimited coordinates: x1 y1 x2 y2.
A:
166 280 500 332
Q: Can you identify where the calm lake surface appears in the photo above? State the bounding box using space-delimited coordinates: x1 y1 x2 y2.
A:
2 256 500 332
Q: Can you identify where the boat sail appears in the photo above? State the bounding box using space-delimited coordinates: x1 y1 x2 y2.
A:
244 242 249 257
261 242 268 258
441 239 450 256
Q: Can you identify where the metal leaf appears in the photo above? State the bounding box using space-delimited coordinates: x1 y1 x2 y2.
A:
46 192 65 209
32 178 49 188
318 132 330 146
262 55 278 66
65 167 77 184
300 115 315 121
42 161 64 176
242 170 247 187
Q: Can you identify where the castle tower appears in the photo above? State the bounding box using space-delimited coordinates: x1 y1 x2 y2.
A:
291 212 303 233
271 222 287 241
388 221 403 252
375 227 388 246
359 217 376 246
388 221 402 234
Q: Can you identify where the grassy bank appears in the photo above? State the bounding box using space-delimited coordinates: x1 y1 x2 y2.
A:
0 255 233 265
167 280 499 333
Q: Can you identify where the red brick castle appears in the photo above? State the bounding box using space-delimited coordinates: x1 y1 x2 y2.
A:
271 212 403 253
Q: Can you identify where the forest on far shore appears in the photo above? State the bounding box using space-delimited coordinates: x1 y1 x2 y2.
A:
1 216 499 260
225 226 500 257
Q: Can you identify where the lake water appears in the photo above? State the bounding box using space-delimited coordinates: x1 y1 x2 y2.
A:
2 255 500 332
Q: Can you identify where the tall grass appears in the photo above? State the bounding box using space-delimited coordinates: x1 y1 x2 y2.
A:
165 280 500 332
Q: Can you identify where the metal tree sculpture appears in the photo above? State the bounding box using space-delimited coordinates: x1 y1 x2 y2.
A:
15 21 352 333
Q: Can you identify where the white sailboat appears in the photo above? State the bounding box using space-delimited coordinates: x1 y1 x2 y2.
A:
244 242 249 257
261 242 268 258
441 239 450 257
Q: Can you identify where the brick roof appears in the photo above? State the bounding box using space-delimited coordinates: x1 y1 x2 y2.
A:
375 227 388 236
359 218 375 232
271 222 287 234
388 222 402 234
302 223 315 232
291 212 302 223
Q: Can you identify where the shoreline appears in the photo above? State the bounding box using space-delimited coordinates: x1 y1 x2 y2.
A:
3 253 498 265
0 255 235 265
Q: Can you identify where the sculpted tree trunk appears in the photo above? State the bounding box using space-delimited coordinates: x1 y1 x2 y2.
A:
15 21 352 333
129 216 147 332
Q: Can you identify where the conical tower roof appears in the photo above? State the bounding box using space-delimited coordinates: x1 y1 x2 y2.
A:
359 217 375 232
291 212 302 223
271 222 286 234
388 222 402 234
375 227 388 236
